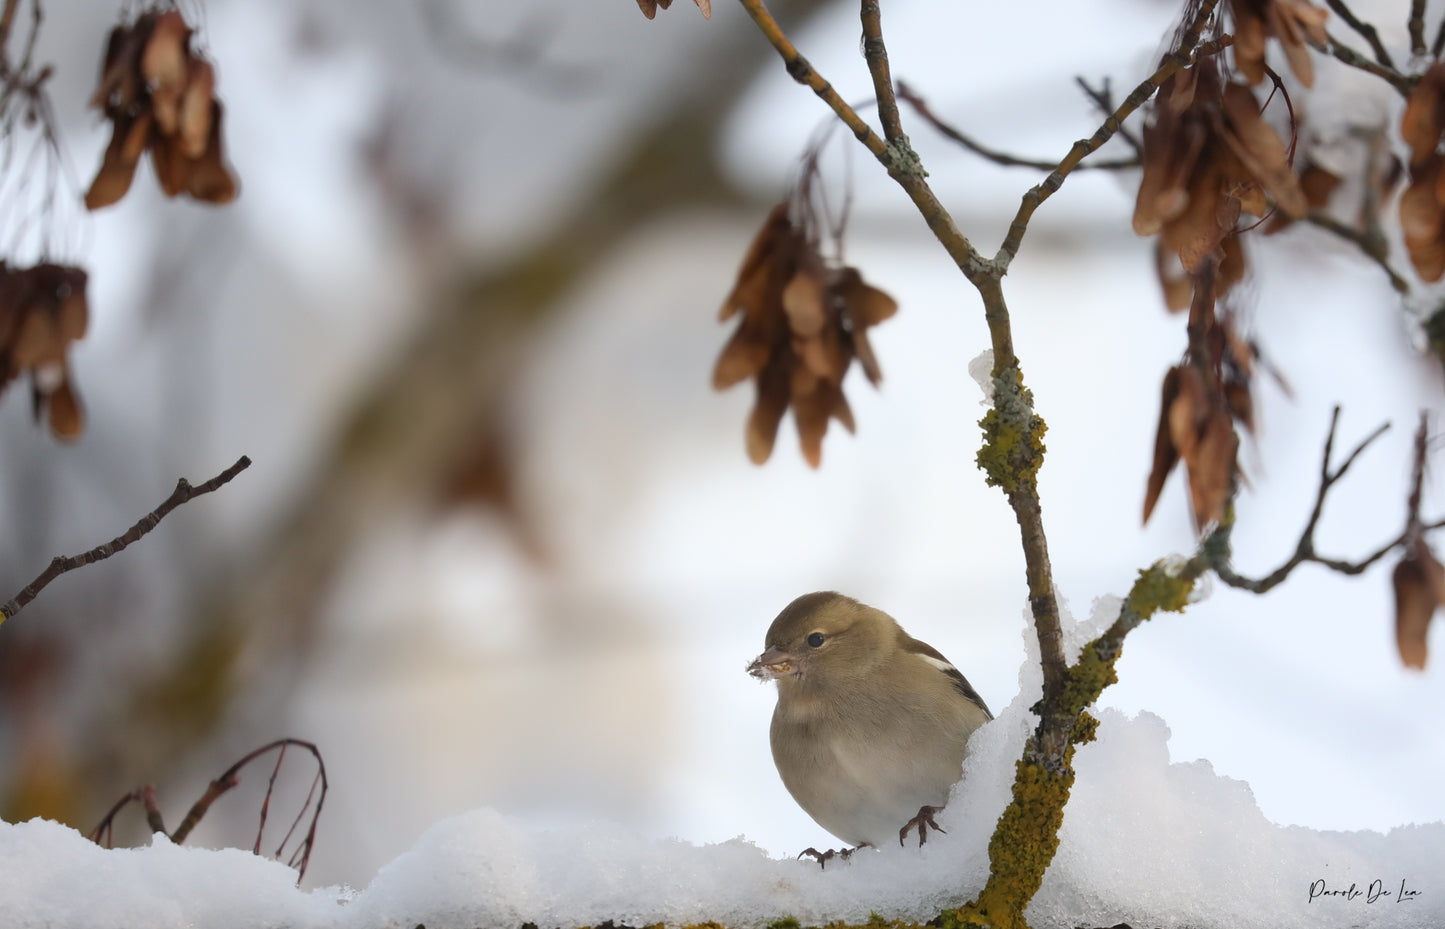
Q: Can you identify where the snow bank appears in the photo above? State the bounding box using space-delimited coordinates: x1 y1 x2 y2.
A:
3 603 1439 928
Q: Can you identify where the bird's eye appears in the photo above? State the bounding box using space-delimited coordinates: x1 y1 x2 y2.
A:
806 632 825 648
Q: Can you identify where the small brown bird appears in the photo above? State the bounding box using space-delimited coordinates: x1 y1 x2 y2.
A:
748 591 993 852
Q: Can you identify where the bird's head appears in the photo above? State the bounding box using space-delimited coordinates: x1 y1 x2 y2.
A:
747 591 895 689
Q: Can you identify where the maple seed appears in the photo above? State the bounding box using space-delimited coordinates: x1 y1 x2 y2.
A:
1392 542 1444 670
1228 0 1328 88
84 9 239 209
0 263 92 441
1399 63 1445 282
712 204 896 468
636 0 712 19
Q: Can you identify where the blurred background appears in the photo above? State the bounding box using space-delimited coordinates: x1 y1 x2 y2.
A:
0 0 1442 890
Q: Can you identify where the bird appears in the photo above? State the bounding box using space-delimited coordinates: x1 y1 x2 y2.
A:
747 591 993 856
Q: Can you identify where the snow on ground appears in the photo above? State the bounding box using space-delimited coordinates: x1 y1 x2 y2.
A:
4 602 1440 929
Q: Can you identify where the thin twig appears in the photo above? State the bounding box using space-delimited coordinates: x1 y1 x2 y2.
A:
1304 211 1410 294
1076 76 1143 156
859 1 903 143
1322 0 1395 67
1409 0 1428 57
995 16 1231 270
0 455 252 623
92 737 328 883
1213 408 1395 593
898 82 1138 172
1326 33 1415 96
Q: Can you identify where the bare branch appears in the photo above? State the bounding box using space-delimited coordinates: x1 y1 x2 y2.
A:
1304 211 1410 294
1320 0 1395 67
995 16 1231 270
1326 33 1415 96
898 82 1138 172
1076 76 1143 156
1213 409 1395 593
0 455 252 623
1409 0 1428 57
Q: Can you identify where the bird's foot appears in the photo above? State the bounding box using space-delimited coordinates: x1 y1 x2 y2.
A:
797 842 869 868
899 805 946 847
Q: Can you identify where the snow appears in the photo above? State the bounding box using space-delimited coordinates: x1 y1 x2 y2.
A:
4 599 1440 929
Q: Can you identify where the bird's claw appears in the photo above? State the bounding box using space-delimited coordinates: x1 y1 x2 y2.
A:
899 804 945 847
797 843 867 868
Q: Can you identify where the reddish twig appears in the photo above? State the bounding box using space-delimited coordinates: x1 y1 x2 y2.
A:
0 455 252 624
88 737 328 883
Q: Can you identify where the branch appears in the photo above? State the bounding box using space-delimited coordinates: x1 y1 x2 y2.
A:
89 738 327 883
1212 408 1394 593
1326 33 1415 96
995 16 1231 269
1409 0 1428 57
1304 211 1410 295
898 82 1139 172
1076 76 1143 156
1320 0 1395 67
0 455 252 624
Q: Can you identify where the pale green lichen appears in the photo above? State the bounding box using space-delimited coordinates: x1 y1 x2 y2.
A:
976 368 1046 494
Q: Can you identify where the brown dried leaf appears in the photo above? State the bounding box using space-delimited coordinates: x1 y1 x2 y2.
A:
1156 241 1193 311
46 376 83 441
1402 63 1445 166
637 0 660 17
1232 7 1269 86
85 112 152 211
1134 117 1207 236
745 357 789 465
719 204 791 322
713 335 770 390
1164 160 1231 272
1223 381 1254 433
1217 233 1246 296
834 266 897 327
1401 165 1445 282
91 16 156 114
1393 554 1438 670
1185 410 1238 530
150 132 188 197
791 373 831 469
182 102 239 204
179 58 216 159
1143 366 1183 524
1169 364 1208 463
1219 82 1307 219
782 263 827 338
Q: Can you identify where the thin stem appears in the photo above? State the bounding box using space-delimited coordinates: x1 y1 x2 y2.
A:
859 1 903 142
996 14 1230 269
1323 0 1396 67
1076 76 1143 156
1304 211 1410 294
1409 0 1428 57
0 456 252 623
1213 409 1394 593
899 82 1138 172
1326 33 1415 96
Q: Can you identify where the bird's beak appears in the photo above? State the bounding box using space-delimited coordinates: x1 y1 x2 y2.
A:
748 645 796 680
